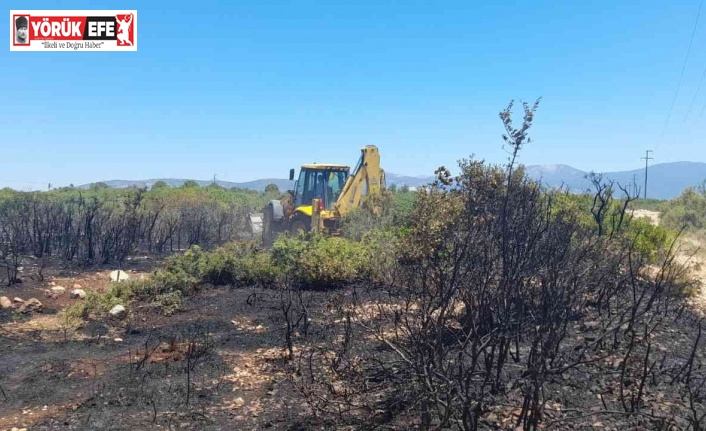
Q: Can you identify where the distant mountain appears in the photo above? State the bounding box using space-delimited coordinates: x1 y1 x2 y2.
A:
523 164 589 189
79 162 706 200
385 173 436 188
388 162 706 199
79 173 437 193
524 162 706 200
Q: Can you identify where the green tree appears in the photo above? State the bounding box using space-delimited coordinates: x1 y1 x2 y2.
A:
264 183 280 195
182 180 200 189
152 180 169 190
207 182 224 190
89 182 110 191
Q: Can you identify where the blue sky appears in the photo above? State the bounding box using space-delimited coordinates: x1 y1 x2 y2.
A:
2 0 705 190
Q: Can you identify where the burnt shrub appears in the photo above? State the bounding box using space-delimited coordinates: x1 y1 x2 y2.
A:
290 99 694 430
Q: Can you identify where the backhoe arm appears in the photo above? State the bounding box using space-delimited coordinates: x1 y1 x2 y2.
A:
334 145 385 216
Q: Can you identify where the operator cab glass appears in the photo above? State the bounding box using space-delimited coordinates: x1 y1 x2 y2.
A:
294 168 349 209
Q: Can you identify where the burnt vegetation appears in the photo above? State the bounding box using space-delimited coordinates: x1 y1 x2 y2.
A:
0 183 271 285
2 100 706 430
278 100 705 429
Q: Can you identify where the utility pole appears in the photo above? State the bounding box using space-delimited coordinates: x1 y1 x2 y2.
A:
641 150 653 199
632 174 637 197
212 174 218 185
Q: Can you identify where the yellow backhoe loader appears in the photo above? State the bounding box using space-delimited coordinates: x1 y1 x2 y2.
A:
248 145 385 246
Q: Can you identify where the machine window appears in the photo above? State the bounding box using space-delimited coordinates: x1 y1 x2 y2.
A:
295 170 307 207
326 171 348 209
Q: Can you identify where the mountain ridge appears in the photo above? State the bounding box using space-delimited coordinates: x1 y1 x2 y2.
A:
78 173 437 193
524 161 706 199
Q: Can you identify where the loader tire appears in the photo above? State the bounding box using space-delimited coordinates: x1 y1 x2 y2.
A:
289 214 311 236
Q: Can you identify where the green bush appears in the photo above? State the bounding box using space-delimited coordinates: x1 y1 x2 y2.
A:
63 240 283 319
65 232 386 320
64 288 126 320
155 291 183 316
340 207 383 241
552 190 675 261
361 228 402 285
551 192 594 228
202 243 281 287
164 245 210 279
244 251 283 286
155 241 278 288
391 189 417 225
271 234 371 288
661 187 706 231
128 268 196 300
623 217 675 263
340 189 418 240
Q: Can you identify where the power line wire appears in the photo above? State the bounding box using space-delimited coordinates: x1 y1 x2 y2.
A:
660 0 704 140
685 62 706 121
698 99 706 120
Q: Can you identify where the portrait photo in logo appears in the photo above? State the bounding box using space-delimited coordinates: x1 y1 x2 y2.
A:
15 16 29 44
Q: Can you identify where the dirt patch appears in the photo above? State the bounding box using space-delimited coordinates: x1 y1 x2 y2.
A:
675 235 706 313
628 210 706 314
631 209 661 226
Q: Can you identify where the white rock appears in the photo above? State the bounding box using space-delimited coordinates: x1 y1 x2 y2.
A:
70 289 86 299
109 304 127 319
51 286 66 295
109 270 130 282
19 298 43 314
0 296 12 309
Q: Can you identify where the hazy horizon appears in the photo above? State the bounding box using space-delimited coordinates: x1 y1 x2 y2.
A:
3 160 704 193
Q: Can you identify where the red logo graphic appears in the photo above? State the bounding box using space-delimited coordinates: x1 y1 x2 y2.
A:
115 13 134 47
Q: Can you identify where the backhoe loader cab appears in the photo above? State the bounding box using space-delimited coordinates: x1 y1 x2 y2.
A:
248 145 385 246
293 165 349 211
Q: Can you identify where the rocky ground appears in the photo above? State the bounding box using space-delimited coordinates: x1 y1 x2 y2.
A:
0 258 332 430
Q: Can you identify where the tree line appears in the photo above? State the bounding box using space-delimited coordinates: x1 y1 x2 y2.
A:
0 182 277 284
